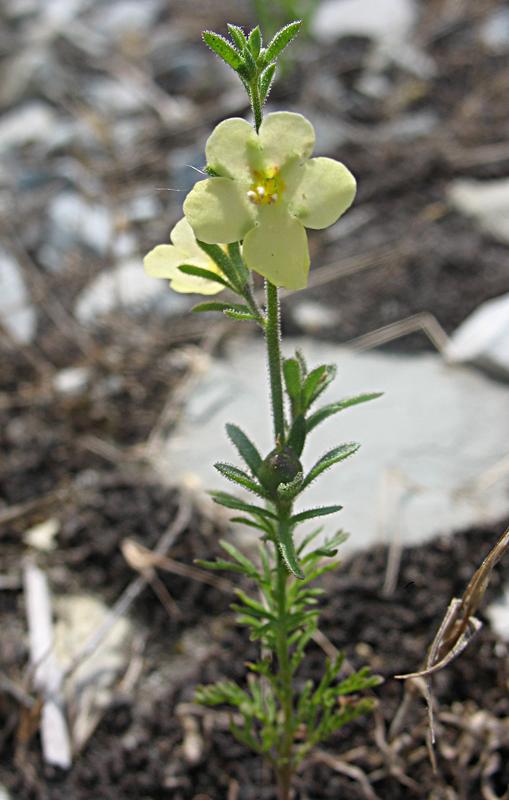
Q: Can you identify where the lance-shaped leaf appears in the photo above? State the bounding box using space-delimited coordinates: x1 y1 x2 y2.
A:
287 414 306 457
214 462 268 498
226 423 262 476
178 264 233 290
202 31 244 70
227 23 248 50
277 471 304 502
302 443 360 490
219 539 260 578
210 490 276 520
223 308 258 321
260 63 276 102
192 301 235 314
283 357 302 406
263 20 302 65
291 505 343 526
277 518 304 579
197 240 242 289
302 364 336 409
248 26 262 57
306 392 383 433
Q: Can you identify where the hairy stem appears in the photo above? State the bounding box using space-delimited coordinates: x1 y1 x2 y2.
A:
250 80 263 133
275 543 294 800
265 280 286 442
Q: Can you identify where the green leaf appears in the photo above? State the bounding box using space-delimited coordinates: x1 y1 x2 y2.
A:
195 558 246 575
263 20 302 64
234 589 275 619
296 526 324 554
276 517 304 579
178 264 232 289
283 357 302 404
248 26 262 58
302 364 336 409
226 423 262 476
202 31 244 70
220 539 260 577
191 301 233 313
242 43 257 80
227 242 249 284
214 462 268 498
230 516 273 536
277 471 303 502
306 393 383 434
196 241 241 288
302 443 359 490
260 63 276 102
291 505 343 526
223 309 257 321
286 414 306 457
227 23 248 50
210 490 277 520
296 349 308 377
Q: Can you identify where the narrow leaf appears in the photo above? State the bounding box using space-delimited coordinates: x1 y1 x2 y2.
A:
248 26 262 58
302 364 336 409
230 516 273 535
197 240 240 288
277 471 304 502
210 490 276 520
227 23 248 50
224 309 257 321
260 63 276 102
291 505 343 525
263 20 302 64
195 558 245 574
287 414 306 457
226 423 262 475
202 31 244 70
277 518 304 579
220 539 259 576
192 301 233 314
302 443 359 489
214 462 268 498
306 393 383 434
283 357 302 403
242 43 257 79
178 264 232 289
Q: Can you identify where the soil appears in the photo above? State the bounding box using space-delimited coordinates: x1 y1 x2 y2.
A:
2 0 509 798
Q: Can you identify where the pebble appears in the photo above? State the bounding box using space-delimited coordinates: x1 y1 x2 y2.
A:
53 366 90 395
312 0 418 48
448 178 509 245
445 293 509 381
479 7 509 53
0 247 36 343
48 193 113 257
291 301 340 334
0 102 58 152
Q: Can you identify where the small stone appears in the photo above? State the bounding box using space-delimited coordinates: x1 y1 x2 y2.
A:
0 102 58 152
291 301 339 334
24 518 60 552
312 0 417 47
445 294 509 380
0 247 36 343
448 178 509 244
53 366 90 395
48 193 113 256
486 586 509 642
480 7 509 53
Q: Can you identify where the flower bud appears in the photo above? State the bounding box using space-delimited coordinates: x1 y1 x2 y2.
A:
258 445 303 496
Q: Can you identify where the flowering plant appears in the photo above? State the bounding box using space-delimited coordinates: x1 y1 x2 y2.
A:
145 20 382 800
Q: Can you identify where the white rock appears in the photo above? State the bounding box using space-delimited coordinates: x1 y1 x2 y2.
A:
0 102 58 152
312 0 417 47
53 366 90 395
486 586 509 642
53 594 133 752
0 786 11 800
154 339 509 556
445 294 509 380
75 260 189 323
48 193 112 256
448 178 509 244
24 518 60 552
0 248 36 343
291 301 339 334
480 7 509 52
89 0 163 36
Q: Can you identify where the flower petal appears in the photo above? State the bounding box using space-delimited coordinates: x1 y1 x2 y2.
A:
170 217 207 262
259 112 315 168
184 177 255 244
206 118 259 181
243 206 310 290
288 157 356 230
170 271 224 295
144 244 185 278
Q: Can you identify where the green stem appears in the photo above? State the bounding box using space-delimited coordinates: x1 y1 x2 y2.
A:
250 81 263 133
275 545 294 800
265 280 285 442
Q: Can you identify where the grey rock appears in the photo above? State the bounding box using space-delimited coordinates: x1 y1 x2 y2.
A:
480 7 509 52
0 247 36 343
448 178 509 244
312 0 417 47
75 259 190 323
376 111 438 141
486 586 509 642
291 301 340 334
445 293 509 380
155 339 509 556
48 193 113 257
0 102 58 152
53 366 90 395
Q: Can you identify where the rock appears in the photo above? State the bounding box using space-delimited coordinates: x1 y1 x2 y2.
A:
448 178 509 244
486 586 509 642
0 247 36 344
85 78 143 115
312 0 417 48
155 338 509 555
445 294 509 380
53 594 133 752
75 259 190 323
0 102 58 152
53 366 90 395
24 518 60 552
376 111 438 141
291 301 339 334
480 7 509 53
88 0 163 37
48 193 113 258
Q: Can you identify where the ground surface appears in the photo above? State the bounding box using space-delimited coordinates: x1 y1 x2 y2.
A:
1 0 509 797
